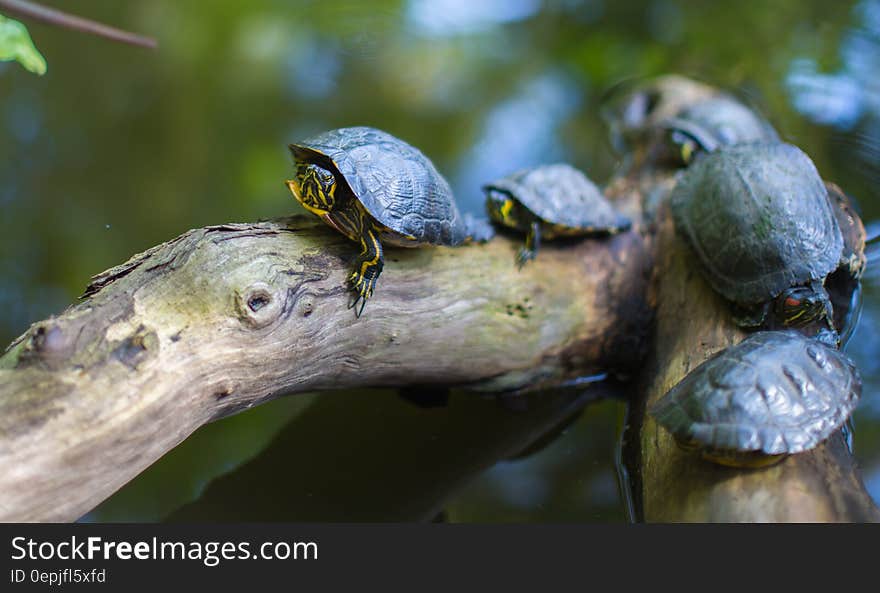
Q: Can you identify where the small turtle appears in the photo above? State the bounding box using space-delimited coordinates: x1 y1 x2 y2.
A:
662 96 779 165
286 126 491 315
649 331 861 467
671 142 844 337
483 163 631 267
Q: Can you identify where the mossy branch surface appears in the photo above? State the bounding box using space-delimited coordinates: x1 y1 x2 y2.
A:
0 217 650 521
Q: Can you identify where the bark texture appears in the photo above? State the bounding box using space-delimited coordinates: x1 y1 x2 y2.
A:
0 218 650 521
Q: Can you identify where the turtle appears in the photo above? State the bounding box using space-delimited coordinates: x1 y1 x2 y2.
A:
482 163 631 267
670 142 844 339
661 96 779 165
600 77 778 170
286 126 492 315
823 181 867 346
649 330 861 467
599 75 719 155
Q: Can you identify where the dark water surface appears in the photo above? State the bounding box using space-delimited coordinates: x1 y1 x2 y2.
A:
2 1 879 521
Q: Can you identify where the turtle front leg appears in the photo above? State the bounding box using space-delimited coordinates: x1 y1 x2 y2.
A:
731 302 768 328
516 222 541 269
349 219 384 317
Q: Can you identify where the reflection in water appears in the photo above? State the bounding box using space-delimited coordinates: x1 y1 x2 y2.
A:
787 60 863 129
453 72 581 212
160 389 619 522
866 221 880 243
785 0 880 229
482 463 551 509
85 395 317 522
407 0 541 37
867 243 880 284
616 402 641 522
850 303 880 415
446 399 625 522
867 466 880 499
786 1 880 130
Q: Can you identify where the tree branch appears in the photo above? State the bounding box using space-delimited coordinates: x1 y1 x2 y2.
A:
0 0 157 49
0 218 650 521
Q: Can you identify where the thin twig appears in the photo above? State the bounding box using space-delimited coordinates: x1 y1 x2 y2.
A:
0 0 157 49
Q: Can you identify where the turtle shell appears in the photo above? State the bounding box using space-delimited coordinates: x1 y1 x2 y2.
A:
823 182 867 345
650 331 861 456
289 126 468 246
483 163 631 231
671 142 844 305
663 96 779 153
825 182 866 280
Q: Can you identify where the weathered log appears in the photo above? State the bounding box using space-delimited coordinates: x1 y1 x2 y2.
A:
629 188 880 522
0 218 651 522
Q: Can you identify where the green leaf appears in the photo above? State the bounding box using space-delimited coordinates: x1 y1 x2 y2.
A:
0 13 47 75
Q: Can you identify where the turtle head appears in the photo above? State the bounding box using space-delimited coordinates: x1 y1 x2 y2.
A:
666 127 702 165
485 188 521 228
287 162 338 216
775 285 833 328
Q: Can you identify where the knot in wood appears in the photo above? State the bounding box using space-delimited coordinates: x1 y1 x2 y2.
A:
111 325 159 371
236 282 282 328
30 323 67 356
17 322 74 369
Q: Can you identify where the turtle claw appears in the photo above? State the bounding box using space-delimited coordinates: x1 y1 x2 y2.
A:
347 269 378 317
516 224 540 269
348 294 367 318
515 248 536 269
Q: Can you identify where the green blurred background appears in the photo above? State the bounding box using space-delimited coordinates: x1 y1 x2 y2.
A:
1 0 879 521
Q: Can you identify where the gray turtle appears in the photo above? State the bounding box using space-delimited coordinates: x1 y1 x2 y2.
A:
662 96 779 164
483 163 631 267
671 142 844 337
650 330 861 467
287 126 491 315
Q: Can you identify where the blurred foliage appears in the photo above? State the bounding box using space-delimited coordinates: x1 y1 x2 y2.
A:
3 0 880 521
0 13 46 75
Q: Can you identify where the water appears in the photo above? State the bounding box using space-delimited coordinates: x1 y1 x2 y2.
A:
2 0 880 521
